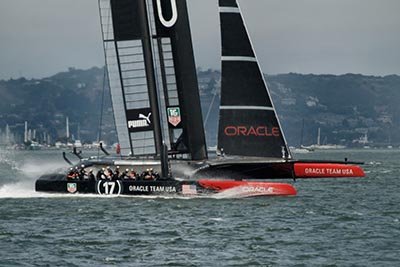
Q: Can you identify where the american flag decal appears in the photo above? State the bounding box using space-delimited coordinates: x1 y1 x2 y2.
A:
182 184 197 195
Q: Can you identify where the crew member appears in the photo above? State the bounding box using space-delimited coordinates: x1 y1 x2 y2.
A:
74 167 80 179
97 168 107 180
106 166 113 180
129 169 137 180
121 169 129 180
113 166 120 181
88 169 95 181
79 164 86 180
142 168 157 180
67 168 75 180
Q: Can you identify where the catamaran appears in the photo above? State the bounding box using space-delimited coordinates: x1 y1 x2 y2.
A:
36 0 364 197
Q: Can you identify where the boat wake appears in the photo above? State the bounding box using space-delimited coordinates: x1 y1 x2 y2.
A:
0 152 68 199
212 187 250 199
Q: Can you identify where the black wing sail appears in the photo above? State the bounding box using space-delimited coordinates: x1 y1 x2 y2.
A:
99 0 207 160
147 0 208 160
99 0 163 157
217 0 291 159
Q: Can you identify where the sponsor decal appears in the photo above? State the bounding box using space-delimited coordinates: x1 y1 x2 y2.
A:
67 183 77 194
128 185 177 193
96 180 122 196
293 163 364 178
304 167 354 176
167 107 182 127
128 113 152 129
241 186 274 194
126 108 153 132
156 0 178 28
182 184 197 195
224 126 280 137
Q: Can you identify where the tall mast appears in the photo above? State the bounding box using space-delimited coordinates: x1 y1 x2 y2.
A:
138 0 164 155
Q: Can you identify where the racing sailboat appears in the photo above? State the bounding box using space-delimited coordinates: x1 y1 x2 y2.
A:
36 0 364 197
192 0 364 180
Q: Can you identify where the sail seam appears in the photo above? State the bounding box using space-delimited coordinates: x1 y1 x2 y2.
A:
219 7 240 13
220 106 274 111
222 56 256 62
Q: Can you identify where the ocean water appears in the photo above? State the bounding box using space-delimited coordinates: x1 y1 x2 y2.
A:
0 149 399 266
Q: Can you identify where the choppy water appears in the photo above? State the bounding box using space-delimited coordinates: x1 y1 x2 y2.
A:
0 149 399 266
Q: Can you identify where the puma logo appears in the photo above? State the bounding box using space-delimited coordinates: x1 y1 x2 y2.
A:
127 112 152 129
139 113 152 124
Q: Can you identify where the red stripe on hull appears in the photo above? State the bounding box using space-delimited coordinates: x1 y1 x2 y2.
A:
198 180 297 197
294 163 365 178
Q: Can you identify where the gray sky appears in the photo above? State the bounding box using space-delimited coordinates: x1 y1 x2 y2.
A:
0 0 399 79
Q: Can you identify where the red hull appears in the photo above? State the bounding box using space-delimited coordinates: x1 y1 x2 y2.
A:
198 180 297 197
294 163 365 178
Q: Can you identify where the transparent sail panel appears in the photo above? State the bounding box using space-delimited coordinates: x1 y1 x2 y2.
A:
99 0 159 157
103 42 132 153
99 0 114 41
152 39 171 148
161 38 179 106
100 0 132 154
131 131 156 155
117 40 150 111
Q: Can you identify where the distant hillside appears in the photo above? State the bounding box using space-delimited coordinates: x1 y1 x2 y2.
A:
0 67 399 147
268 73 400 147
0 67 115 144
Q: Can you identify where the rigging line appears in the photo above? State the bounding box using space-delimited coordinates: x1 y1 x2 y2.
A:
204 88 218 128
97 0 111 158
97 67 107 148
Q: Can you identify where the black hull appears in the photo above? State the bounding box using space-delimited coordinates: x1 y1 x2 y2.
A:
197 159 364 180
35 155 364 195
35 173 298 197
198 159 293 179
36 176 212 196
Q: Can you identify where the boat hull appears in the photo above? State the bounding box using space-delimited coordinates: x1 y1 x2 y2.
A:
293 162 365 178
196 159 365 179
35 175 296 197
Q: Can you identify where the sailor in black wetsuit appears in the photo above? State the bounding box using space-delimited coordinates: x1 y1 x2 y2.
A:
106 166 114 180
79 165 86 181
67 168 75 180
121 169 129 180
113 166 120 181
129 169 137 180
152 169 160 180
88 169 95 181
142 168 157 180
97 168 106 180
74 167 80 180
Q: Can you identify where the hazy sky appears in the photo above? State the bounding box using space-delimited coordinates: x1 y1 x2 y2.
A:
0 0 399 79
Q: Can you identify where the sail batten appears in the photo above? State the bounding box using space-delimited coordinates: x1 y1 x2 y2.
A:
220 106 275 111
219 7 240 13
221 56 257 62
218 0 291 159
